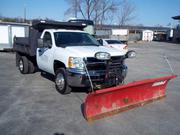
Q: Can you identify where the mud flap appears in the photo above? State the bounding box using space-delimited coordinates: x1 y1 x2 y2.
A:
83 75 176 122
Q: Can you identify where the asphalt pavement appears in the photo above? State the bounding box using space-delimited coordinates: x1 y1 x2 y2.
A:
0 41 180 135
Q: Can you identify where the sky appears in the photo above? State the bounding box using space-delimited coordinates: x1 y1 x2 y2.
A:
0 0 180 27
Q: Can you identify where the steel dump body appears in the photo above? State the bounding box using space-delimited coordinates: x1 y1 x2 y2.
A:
84 75 176 122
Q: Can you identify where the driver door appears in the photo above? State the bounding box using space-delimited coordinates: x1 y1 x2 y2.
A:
37 31 54 74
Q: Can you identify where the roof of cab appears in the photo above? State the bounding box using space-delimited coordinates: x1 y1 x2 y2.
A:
45 29 86 33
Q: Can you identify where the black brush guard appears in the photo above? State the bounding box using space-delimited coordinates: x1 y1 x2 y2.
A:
84 56 127 89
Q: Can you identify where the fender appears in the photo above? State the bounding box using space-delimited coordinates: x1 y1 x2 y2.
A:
53 60 66 74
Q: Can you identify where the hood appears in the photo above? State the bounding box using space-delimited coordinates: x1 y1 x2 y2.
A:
65 46 126 57
106 44 128 53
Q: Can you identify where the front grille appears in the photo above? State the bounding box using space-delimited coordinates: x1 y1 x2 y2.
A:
111 56 124 63
85 56 123 70
86 62 106 71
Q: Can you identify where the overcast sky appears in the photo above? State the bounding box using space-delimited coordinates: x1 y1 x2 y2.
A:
0 0 180 27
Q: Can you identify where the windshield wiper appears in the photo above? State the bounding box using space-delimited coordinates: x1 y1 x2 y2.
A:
82 43 100 46
57 43 100 47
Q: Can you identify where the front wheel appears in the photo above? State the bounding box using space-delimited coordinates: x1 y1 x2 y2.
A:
55 68 71 94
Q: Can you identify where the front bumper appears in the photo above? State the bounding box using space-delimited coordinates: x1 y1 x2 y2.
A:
67 71 89 87
67 65 128 88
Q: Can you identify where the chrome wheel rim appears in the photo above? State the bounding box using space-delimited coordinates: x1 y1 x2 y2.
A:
19 59 23 71
55 73 65 91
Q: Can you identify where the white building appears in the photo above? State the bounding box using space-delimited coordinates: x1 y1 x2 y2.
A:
142 30 154 41
0 22 29 50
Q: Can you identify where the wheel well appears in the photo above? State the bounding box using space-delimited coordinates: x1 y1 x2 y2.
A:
54 60 66 72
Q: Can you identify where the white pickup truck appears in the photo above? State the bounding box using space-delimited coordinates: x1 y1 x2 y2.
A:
14 20 135 94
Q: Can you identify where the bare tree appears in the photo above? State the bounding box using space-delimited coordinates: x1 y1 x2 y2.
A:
118 0 136 26
64 0 119 25
65 0 136 25
97 0 118 25
64 0 80 18
0 13 2 20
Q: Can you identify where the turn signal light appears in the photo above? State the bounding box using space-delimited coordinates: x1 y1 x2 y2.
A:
123 45 128 50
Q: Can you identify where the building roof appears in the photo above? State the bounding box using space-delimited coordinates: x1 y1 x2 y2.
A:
95 24 170 32
0 21 29 26
172 15 180 20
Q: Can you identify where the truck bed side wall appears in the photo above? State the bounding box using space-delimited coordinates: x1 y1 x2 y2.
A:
13 28 41 56
29 28 41 56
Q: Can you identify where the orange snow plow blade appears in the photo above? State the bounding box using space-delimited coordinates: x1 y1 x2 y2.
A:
83 75 176 122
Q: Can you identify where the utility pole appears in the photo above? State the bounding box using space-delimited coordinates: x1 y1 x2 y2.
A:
23 4 26 22
75 0 77 18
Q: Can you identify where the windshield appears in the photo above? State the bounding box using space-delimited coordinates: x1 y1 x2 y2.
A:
106 40 122 44
54 32 100 47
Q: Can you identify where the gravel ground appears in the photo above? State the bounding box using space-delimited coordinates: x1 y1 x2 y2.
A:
0 41 180 135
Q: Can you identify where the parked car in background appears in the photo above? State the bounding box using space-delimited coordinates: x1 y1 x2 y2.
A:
98 39 128 53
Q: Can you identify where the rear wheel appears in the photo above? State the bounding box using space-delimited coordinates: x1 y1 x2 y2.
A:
55 68 71 94
18 56 29 74
16 52 20 67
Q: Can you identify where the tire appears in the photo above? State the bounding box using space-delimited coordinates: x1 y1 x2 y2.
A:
55 68 71 94
18 56 29 74
16 52 20 67
28 60 36 73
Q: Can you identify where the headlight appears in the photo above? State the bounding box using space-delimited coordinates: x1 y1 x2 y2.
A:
95 52 111 60
68 57 84 69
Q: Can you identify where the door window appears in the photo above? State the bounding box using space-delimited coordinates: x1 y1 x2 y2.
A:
43 32 52 48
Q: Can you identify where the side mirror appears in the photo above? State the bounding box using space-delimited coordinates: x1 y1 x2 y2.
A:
125 50 136 58
38 39 44 48
97 39 103 45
